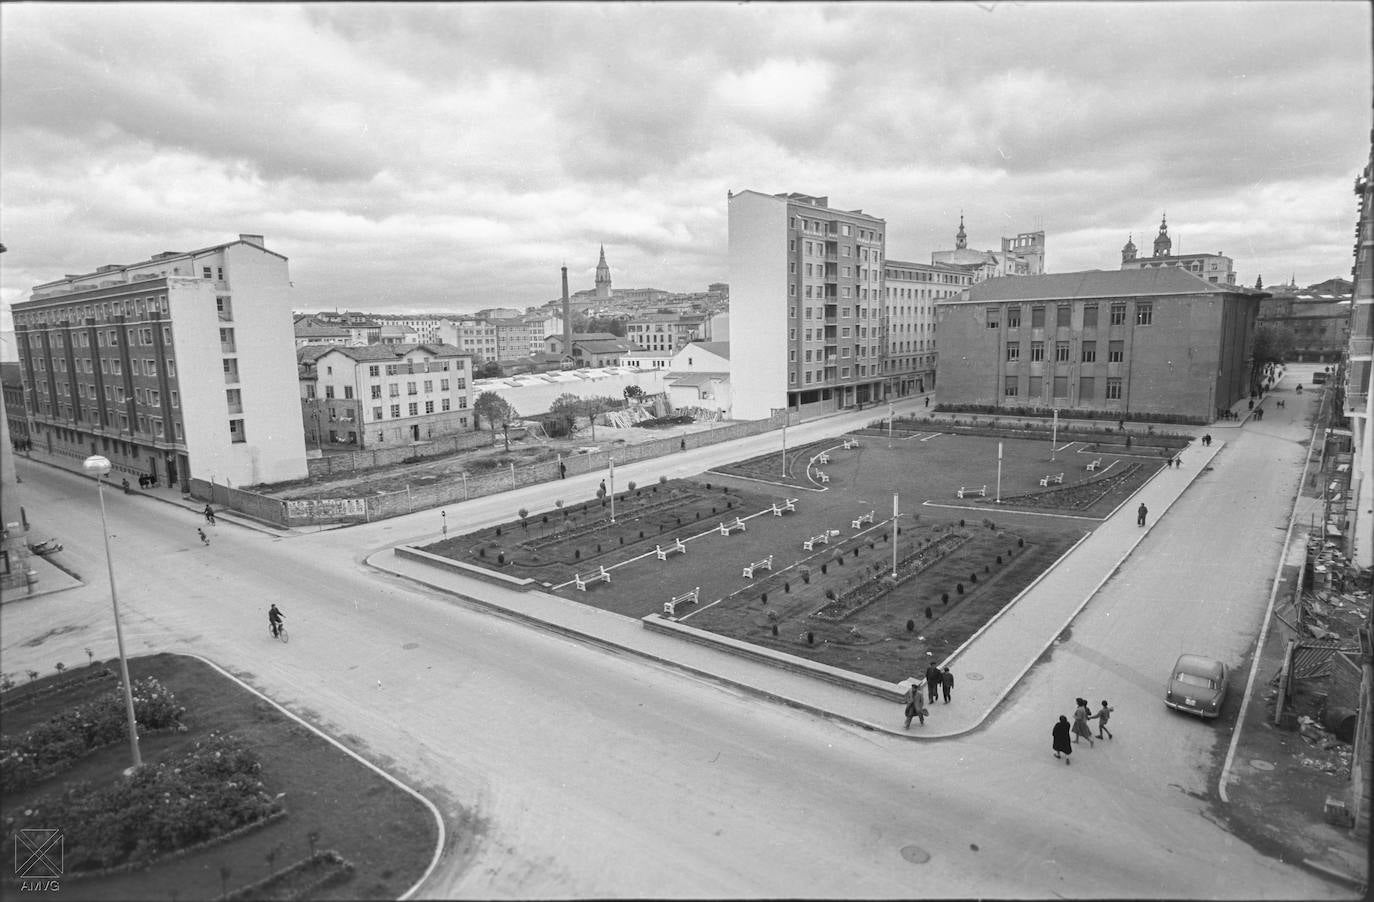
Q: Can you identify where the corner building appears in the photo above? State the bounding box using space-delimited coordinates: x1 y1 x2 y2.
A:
935 268 1265 422
12 235 308 488
729 191 887 420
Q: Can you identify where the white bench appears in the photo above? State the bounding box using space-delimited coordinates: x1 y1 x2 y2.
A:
664 586 700 617
803 532 831 551
1039 472 1065 487
573 565 612 591
816 471 830 484
851 510 875 529
956 485 987 499
718 517 747 536
771 498 798 516
742 555 774 579
1085 458 1102 471
655 538 687 561
842 439 859 450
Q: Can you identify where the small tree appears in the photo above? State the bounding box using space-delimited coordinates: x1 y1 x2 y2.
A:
474 391 517 450
624 385 646 402
54 662 65 675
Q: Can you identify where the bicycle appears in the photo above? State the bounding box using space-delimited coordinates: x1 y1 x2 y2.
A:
270 622 289 643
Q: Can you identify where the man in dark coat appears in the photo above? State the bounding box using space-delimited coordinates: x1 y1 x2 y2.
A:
1052 715 1073 764
925 663 942 703
940 666 954 703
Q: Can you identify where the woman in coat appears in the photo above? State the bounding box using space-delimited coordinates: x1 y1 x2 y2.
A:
1071 697 1095 746
1052 715 1073 764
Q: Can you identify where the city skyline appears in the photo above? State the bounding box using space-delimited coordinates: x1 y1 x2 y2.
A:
1 1 1370 333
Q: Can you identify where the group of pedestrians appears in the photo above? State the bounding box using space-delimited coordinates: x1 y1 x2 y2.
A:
1051 699 1114 764
901 663 954 728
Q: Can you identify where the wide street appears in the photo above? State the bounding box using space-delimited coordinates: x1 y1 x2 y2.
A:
0 389 1350 899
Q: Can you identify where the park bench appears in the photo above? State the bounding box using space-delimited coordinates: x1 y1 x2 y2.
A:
1039 472 1065 487
663 586 700 618
718 517 747 536
956 485 987 499
851 510 875 529
803 532 831 551
573 565 612 591
815 471 830 484
1085 458 1102 471
655 538 687 561
842 438 859 450
742 555 774 579
771 498 799 516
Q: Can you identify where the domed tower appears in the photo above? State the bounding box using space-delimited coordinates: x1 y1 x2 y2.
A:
955 215 968 250
1152 215 1172 258
595 245 612 300
1121 233 1137 264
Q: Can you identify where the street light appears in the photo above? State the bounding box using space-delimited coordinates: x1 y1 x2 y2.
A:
82 455 142 770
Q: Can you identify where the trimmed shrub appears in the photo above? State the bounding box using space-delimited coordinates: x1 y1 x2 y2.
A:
942 592 949 605
806 631 815 645
906 619 915 632
956 583 964 594
925 606 933 619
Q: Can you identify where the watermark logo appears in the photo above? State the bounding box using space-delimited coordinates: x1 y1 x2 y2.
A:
14 829 62 892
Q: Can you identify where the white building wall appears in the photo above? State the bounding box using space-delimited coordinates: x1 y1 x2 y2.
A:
728 191 790 420
474 369 669 418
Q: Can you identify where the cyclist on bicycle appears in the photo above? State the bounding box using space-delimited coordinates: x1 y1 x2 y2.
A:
268 604 285 638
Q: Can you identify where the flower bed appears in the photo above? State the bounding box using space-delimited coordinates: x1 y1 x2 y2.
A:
0 677 186 792
4 730 283 873
811 532 969 621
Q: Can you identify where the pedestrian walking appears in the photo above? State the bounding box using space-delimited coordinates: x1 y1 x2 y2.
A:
903 683 928 728
1137 503 1148 527
680 438 686 451
1072 698 1095 746
1092 700 1114 739
599 479 606 497
559 461 567 479
925 663 942 703
924 396 930 408
441 510 447 535
1052 715 1073 764
197 528 209 546
203 504 216 525
940 666 954 703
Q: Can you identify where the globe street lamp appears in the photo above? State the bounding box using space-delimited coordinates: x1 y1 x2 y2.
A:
83 455 142 770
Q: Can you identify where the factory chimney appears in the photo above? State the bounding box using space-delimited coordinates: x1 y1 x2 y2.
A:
561 264 573 361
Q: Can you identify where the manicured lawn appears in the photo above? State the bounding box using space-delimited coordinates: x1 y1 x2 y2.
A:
418 431 1165 683
0 653 437 901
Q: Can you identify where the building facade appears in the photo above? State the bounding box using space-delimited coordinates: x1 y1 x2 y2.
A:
1345 140 1373 573
931 217 1045 282
1120 216 1236 285
300 344 472 449
882 259 971 396
1257 279 1353 363
623 312 706 355
934 268 1266 422
728 191 887 420
12 235 307 488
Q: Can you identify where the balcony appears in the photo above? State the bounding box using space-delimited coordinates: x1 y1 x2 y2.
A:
1348 336 1372 360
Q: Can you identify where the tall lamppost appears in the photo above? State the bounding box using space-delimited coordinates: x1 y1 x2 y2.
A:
83 455 142 770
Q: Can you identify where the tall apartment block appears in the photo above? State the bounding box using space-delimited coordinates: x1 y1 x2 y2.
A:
728 191 887 420
882 259 973 397
11 235 308 488
1345 138 1373 570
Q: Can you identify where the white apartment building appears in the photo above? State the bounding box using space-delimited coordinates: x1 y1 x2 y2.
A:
301 344 473 449
437 317 499 362
728 191 887 420
372 314 443 344
12 235 308 488
624 312 707 354
882 259 972 396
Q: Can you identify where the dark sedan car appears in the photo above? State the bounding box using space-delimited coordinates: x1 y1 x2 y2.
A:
1164 654 1229 719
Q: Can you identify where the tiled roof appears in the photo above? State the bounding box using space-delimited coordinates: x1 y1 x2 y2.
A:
684 341 729 360
960 268 1265 303
666 372 729 387
315 343 469 362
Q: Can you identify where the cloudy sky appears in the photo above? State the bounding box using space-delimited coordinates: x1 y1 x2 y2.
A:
1 1 1369 335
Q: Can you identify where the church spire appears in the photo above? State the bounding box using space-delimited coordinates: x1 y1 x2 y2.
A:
1152 214 1172 258
1121 233 1137 264
595 245 612 300
955 214 967 250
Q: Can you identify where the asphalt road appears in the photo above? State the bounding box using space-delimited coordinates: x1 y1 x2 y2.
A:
0 396 1348 899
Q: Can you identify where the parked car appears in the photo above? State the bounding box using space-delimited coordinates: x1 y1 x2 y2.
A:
26 536 63 556
1164 654 1229 719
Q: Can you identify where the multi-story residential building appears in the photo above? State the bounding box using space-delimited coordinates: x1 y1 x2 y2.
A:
299 343 472 449
372 314 443 344
1257 278 1353 363
310 310 382 345
294 317 352 348
11 235 307 488
728 190 887 420
664 341 732 416
931 217 1046 283
1 362 30 448
623 312 707 355
882 259 972 397
437 316 500 362
1120 217 1236 285
935 268 1266 422
488 317 536 361
1345 140 1372 573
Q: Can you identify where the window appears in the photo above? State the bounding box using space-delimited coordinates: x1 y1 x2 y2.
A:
1031 306 1045 328
373 406 383 420
1028 376 1043 397
390 404 401 418
1105 378 1122 400
408 402 419 416
1079 377 1095 401
1055 341 1070 362
1005 376 1019 397
343 386 354 400
1007 307 1021 328
1081 341 1096 363
1135 303 1153 326
1080 305 1098 328
1006 342 1020 362
229 418 246 443
425 401 435 414
1110 304 1127 325
986 307 1000 329
371 385 382 399
1053 376 1068 397
325 386 335 400
203 266 213 279
369 365 380 377
1108 341 1124 363
1030 341 1045 362
441 398 451 411
389 384 400 397
1057 305 1072 327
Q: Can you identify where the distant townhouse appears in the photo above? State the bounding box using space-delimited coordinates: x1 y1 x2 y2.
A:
624 312 706 355
311 311 382 345
372 314 443 344
437 316 499 362
294 318 352 348
299 343 473 449
1257 278 1353 363
883 259 972 396
931 216 1045 283
11 234 308 488
935 268 1266 422
544 332 643 368
728 190 887 420
665 341 732 415
1119 217 1236 285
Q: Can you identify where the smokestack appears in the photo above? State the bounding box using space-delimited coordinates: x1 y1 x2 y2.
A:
561 264 573 357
